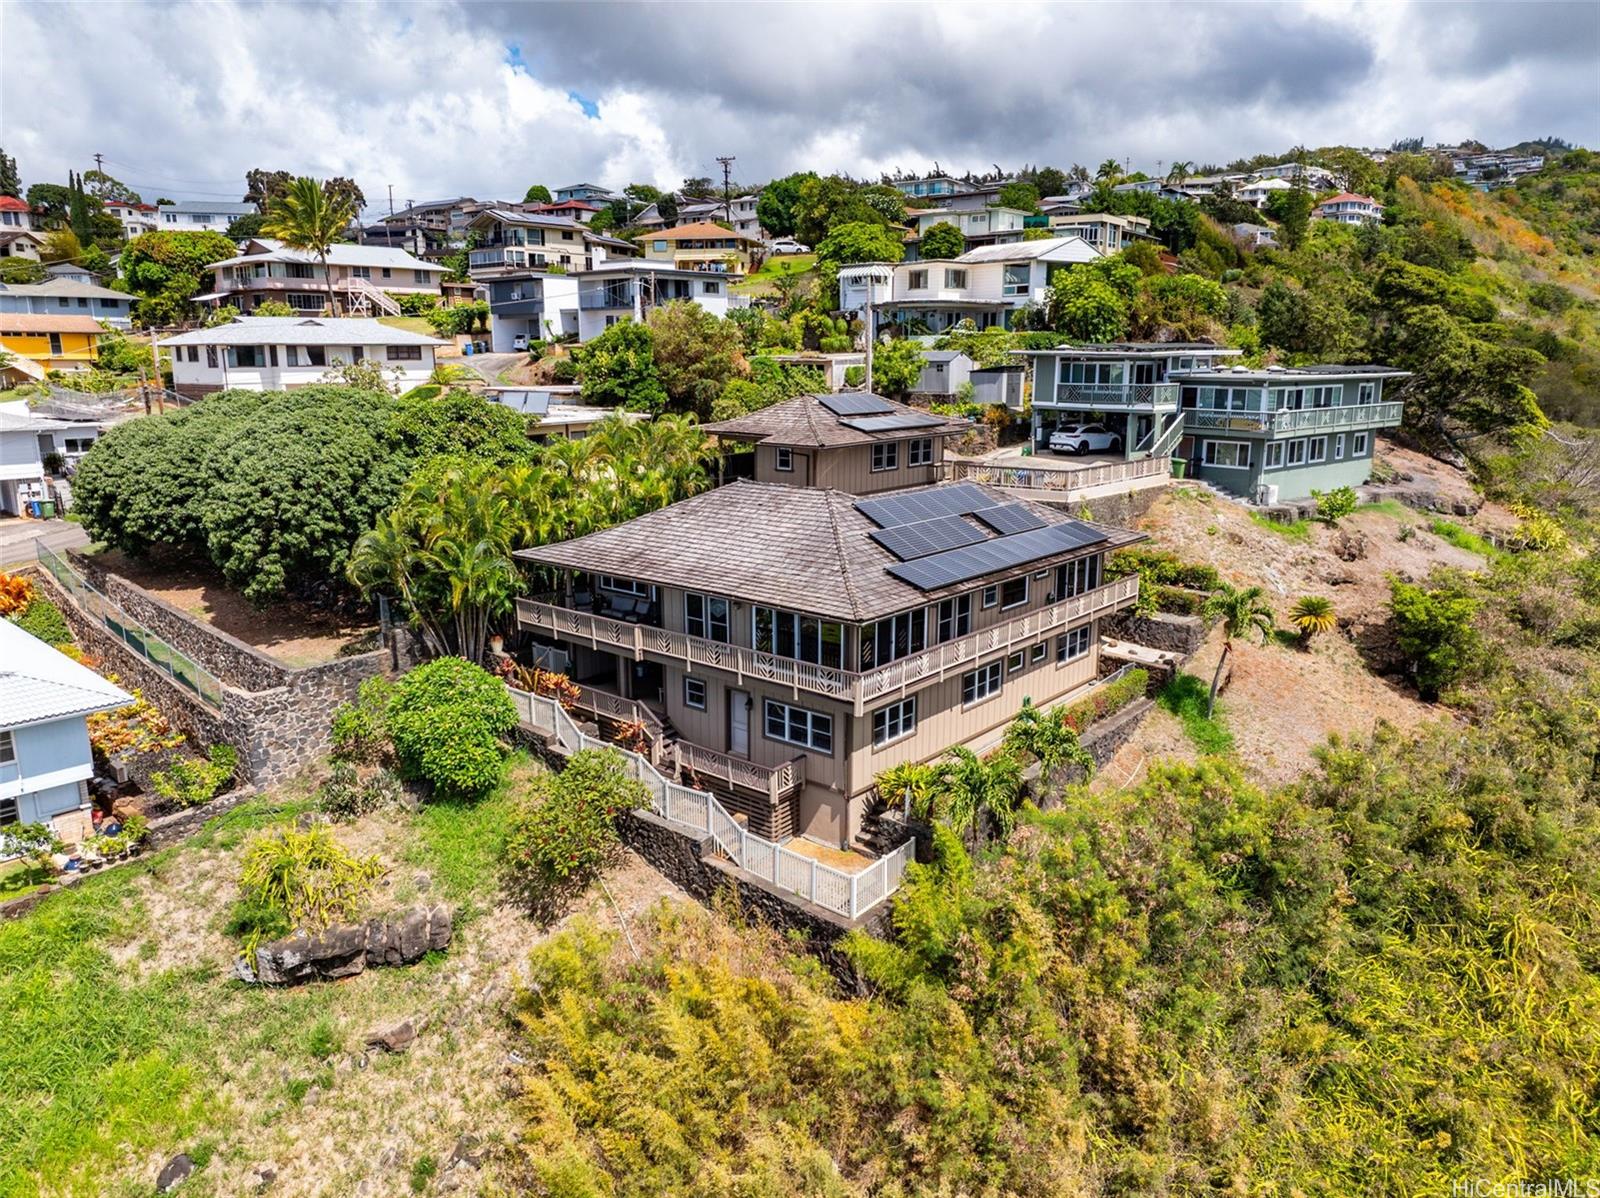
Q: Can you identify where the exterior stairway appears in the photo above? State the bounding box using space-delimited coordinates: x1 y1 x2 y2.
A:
344 275 402 317
851 798 899 860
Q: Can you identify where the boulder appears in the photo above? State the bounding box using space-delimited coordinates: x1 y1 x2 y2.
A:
239 906 453 986
366 1019 416 1053
156 1153 194 1192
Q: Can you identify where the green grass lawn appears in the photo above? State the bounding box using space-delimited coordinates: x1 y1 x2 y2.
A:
1156 671 1236 755
1429 517 1502 559
1248 512 1314 542
377 315 437 337
733 253 817 296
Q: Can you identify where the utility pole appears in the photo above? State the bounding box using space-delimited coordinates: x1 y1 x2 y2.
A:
716 155 735 225
387 184 395 217
92 152 104 174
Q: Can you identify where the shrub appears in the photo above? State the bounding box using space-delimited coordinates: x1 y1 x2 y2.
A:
1313 485 1359 523
387 658 517 797
151 745 237 808
1106 547 1220 591
395 293 439 316
11 598 72 646
0 572 35 616
844 365 865 386
1058 667 1148 732
330 676 394 764
316 761 405 821
1289 595 1337 642
504 749 649 900
1389 576 1482 699
235 825 384 956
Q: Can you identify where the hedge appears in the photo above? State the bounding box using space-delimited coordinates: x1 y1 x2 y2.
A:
1059 667 1148 733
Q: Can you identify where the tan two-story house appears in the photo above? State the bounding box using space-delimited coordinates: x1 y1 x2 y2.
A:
514 479 1142 849
702 392 968 494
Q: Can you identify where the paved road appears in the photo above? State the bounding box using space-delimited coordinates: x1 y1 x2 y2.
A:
0 517 89 569
455 351 526 385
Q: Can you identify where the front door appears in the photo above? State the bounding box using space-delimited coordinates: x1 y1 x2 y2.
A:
728 689 750 757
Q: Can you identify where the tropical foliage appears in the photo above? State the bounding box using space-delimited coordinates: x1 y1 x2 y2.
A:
386 658 517 798
503 748 649 902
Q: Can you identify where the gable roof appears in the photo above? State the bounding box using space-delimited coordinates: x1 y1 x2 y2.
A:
0 196 32 213
0 313 107 334
158 316 446 348
953 235 1100 264
643 221 761 244
516 479 1139 622
0 230 43 246
701 392 967 449
0 620 132 729
211 239 443 272
0 278 128 301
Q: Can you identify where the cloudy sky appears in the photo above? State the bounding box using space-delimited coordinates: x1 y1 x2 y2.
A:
3 0 1596 212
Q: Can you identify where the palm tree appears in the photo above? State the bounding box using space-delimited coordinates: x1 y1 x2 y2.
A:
1201 582 1276 717
1069 163 1091 183
1166 160 1193 187
1095 158 1123 182
1004 698 1094 783
1288 595 1336 645
261 176 357 317
937 747 1024 843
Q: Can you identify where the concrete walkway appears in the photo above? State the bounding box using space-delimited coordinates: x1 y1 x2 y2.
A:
0 517 89 569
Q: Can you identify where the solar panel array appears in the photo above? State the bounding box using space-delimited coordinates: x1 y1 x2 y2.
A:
854 482 992 528
819 393 895 416
972 503 1047 535
889 522 1107 591
870 515 989 561
840 412 948 433
493 389 552 416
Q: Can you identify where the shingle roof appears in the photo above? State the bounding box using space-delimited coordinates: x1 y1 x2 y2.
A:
0 278 129 301
701 393 967 449
516 479 1140 622
209 240 443 271
642 221 761 243
0 620 131 729
0 314 107 334
158 316 446 348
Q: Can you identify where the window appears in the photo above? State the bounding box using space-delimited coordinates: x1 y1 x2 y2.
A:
774 447 793 472
1264 441 1285 469
701 280 720 295
1007 650 1025 674
286 262 315 278
76 297 88 308
1202 440 1252 468
352 266 372 279
1057 625 1092 662
763 700 833 753
1334 433 1346 460
871 442 899 472
908 438 933 467
268 345 278 367
57 297 69 307
1055 554 1100 598
652 240 667 252
1358 382 1375 404
999 576 1028 609
351 346 364 362
1002 263 1029 296
186 346 199 363
861 610 926 669
872 697 916 746
944 268 967 289
684 593 730 642
962 661 1004 705
380 268 392 279
982 584 998 609
387 345 423 361
752 607 844 668
205 345 218 368
63 437 94 454
1030 642 1047 664
0 728 14 764
48 333 62 355
683 677 707 710
306 346 326 367
907 269 928 290
935 594 971 642
1286 438 1307 466
1352 432 1369 456
598 575 652 597
414 269 428 284
227 345 265 367
1308 436 1327 464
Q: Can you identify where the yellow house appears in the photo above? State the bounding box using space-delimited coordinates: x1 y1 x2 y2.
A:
635 221 759 275
0 314 105 377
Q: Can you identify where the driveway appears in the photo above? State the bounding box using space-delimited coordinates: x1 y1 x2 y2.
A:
0 517 90 569
456 351 527 385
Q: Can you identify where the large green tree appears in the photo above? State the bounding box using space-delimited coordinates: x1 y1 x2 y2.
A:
573 319 667 412
815 220 905 265
118 229 239 326
261 176 358 315
645 301 746 419
523 184 553 204
919 221 965 260
755 172 816 239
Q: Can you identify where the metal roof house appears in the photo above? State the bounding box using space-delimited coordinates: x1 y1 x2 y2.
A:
514 478 1141 847
1 619 131 845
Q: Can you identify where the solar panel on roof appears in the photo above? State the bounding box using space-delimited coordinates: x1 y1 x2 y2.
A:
855 482 991 527
888 522 1107 591
870 515 988 561
973 503 1047 535
819 393 895 416
493 389 552 415
839 413 948 433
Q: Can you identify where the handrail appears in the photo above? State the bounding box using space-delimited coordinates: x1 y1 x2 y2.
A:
507 685 907 919
943 456 1169 494
1046 382 1179 408
1181 401 1404 434
515 575 1140 713
1133 411 1186 458
344 275 401 316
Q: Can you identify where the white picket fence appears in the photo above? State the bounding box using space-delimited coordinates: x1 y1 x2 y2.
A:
507 686 913 919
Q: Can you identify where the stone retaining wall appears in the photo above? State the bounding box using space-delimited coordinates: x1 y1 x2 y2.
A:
1105 610 1208 658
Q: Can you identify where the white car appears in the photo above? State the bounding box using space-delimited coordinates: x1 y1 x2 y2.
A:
768 238 810 255
1048 423 1123 455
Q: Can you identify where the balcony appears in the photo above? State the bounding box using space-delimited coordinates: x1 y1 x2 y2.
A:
515 574 1139 715
1182 401 1404 435
579 286 635 310
1042 383 1179 410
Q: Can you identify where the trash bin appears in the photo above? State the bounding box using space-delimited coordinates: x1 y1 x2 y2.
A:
27 500 42 518
462 342 475 356
40 500 57 519
1020 445 1032 457
1171 458 1188 479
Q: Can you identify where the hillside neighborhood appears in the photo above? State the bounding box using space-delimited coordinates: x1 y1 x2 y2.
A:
3 18 1600 1193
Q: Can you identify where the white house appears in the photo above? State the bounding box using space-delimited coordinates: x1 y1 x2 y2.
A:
908 206 1031 255
465 209 640 278
0 404 104 516
157 200 258 233
104 200 159 240
1252 162 1339 191
0 230 45 261
1312 193 1384 226
1047 212 1152 252
843 235 1101 332
1231 222 1280 249
201 239 446 315
1236 177 1295 209
159 317 448 399
1 620 132 846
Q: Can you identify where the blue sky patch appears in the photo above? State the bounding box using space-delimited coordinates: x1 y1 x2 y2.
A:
568 90 600 119
504 42 527 72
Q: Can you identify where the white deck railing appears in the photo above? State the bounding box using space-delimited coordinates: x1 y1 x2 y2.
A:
507 686 913 920
943 455 1171 494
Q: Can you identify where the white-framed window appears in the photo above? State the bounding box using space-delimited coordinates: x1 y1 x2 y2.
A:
1358 382 1375 404
598 575 652 598
907 269 928 290
962 661 1004 705
352 266 372 279
774 446 793 472
1286 439 1307 466
871 442 899 472
1030 642 1047 664
1308 436 1328 464
981 584 998 609
1202 440 1252 469
1007 650 1025 674
387 345 423 361
908 438 933 467
1353 431 1369 456
1334 433 1346 460
1055 555 1100 598
763 699 833 754
684 593 730 642
944 268 968 289
872 697 916 747
999 576 1028 610
753 607 844 668
861 610 927 669
1264 441 1285 469
683 677 707 710
0 728 15 765
1002 263 1029 296
1057 625 1092 662
701 280 720 295
935 594 971 642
